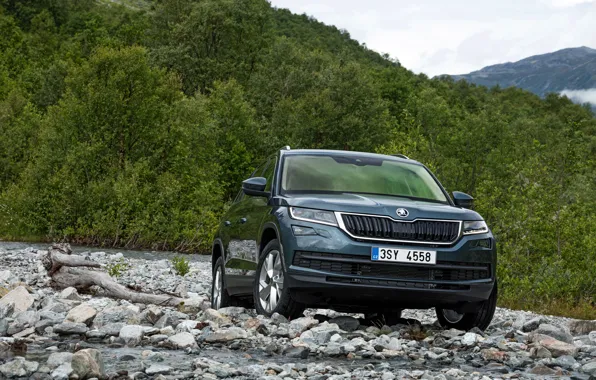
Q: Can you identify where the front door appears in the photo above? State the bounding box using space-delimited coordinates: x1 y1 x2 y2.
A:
224 156 275 295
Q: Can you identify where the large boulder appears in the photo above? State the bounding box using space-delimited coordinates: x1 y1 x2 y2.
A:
582 361 596 376
7 310 39 336
288 317 319 337
66 304 97 325
59 287 82 301
522 317 547 332
0 286 34 313
71 348 105 379
0 302 15 319
535 323 573 343
119 325 145 347
529 333 579 357
329 316 360 332
53 322 88 335
93 306 140 328
99 322 126 337
47 352 74 369
167 332 198 348
0 357 39 378
567 320 596 335
203 327 248 343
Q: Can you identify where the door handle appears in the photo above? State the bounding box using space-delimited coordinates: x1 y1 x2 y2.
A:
224 221 231 226
239 217 247 224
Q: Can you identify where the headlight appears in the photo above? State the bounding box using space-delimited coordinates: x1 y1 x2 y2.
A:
289 207 338 226
463 220 489 235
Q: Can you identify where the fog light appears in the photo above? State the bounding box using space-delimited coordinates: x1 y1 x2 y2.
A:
470 239 491 248
292 225 317 236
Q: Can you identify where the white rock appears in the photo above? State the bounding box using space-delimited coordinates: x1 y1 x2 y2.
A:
0 270 11 283
145 364 172 375
462 332 479 346
167 332 197 348
66 304 97 325
51 362 73 380
119 325 144 347
204 327 248 342
176 320 199 332
47 352 73 369
0 357 39 378
582 361 596 376
71 348 105 379
59 287 82 301
0 286 34 313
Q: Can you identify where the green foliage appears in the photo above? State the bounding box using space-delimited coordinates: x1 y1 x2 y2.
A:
106 258 129 277
171 256 190 277
0 0 593 317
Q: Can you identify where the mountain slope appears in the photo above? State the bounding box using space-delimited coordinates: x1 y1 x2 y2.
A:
449 46 596 97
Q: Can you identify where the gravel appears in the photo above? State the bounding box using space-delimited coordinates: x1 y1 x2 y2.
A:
1 243 595 379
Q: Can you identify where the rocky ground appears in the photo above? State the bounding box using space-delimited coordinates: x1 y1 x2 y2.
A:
1 245 595 380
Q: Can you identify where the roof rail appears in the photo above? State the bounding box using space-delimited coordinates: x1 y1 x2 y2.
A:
280 145 291 150
392 154 410 159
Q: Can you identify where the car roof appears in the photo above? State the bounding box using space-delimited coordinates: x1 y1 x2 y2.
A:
279 149 423 166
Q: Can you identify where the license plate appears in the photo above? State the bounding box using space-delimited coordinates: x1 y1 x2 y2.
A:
371 247 436 265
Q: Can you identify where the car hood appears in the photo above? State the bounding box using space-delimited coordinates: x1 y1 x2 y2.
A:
279 193 483 221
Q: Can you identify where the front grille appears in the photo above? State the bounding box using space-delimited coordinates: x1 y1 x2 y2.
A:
341 214 460 244
293 251 491 282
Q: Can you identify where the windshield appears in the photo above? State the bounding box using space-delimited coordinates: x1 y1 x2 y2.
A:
281 154 448 203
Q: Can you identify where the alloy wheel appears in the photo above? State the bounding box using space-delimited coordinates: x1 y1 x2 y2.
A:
442 309 464 323
258 249 284 312
212 266 223 309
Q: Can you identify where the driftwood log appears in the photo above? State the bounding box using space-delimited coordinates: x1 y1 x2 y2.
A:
42 243 185 307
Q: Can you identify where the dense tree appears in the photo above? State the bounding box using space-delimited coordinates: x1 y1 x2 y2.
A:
0 0 593 316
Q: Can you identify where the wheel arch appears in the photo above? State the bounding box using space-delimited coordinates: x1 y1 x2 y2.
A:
212 239 224 271
259 224 279 255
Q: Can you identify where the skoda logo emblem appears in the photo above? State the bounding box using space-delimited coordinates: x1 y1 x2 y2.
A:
396 208 409 218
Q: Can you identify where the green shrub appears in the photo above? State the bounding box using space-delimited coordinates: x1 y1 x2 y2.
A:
171 256 190 276
106 258 129 277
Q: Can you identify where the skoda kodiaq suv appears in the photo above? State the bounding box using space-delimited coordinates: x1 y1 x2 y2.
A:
211 148 497 330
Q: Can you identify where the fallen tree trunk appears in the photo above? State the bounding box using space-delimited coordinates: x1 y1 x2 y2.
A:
42 243 184 307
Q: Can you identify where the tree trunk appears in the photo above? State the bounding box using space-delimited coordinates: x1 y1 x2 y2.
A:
42 244 185 307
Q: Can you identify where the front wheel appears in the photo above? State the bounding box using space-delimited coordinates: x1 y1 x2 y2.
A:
435 280 498 331
211 257 231 309
253 239 305 319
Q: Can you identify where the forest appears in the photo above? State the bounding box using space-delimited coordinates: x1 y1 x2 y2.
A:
0 0 594 318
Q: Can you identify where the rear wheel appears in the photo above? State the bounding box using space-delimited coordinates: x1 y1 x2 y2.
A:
253 239 305 319
435 280 498 331
211 257 231 309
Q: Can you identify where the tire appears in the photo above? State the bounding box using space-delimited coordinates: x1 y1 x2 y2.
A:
211 256 232 309
435 280 498 331
253 239 305 319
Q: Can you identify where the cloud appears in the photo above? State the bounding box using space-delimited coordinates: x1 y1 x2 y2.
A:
270 0 596 76
560 89 596 105
547 0 595 7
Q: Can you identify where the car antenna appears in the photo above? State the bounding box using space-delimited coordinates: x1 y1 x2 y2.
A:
391 154 410 159
281 145 291 150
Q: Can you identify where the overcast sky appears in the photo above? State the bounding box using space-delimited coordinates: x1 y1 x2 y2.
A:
269 0 596 76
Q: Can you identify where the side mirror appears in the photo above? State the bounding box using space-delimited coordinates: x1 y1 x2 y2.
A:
242 177 270 197
452 191 474 209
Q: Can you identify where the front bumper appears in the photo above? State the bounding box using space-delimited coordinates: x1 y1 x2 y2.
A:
279 220 496 312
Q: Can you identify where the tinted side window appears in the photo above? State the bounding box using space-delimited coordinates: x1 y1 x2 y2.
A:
251 159 269 178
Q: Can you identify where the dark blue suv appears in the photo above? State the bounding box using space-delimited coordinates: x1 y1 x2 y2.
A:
211 148 497 330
